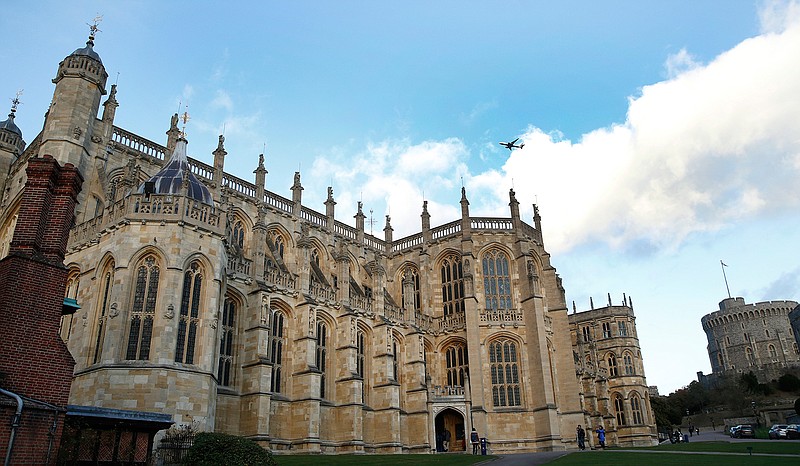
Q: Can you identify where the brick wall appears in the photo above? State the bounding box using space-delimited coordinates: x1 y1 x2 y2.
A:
0 155 82 465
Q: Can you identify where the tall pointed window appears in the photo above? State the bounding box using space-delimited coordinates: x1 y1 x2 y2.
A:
489 339 521 407
316 319 329 399
631 393 644 424
93 261 115 364
623 352 635 375
126 255 160 360
0 212 18 260
392 337 400 382
745 347 754 365
614 393 627 425
445 343 469 387
231 219 245 249
357 330 367 404
441 253 464 316
175 261 203 364
269 309 285 393
60 270 81 342
482 249 512 311
401 265 420 313
265 229 286 270
607 353 619 377
218 297 236 386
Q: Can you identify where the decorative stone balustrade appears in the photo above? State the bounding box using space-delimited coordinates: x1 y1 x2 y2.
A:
480 308 524 326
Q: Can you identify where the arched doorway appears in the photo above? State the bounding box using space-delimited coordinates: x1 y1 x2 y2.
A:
434 408 465 452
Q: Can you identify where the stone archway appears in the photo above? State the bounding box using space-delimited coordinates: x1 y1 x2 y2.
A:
434 408 466 452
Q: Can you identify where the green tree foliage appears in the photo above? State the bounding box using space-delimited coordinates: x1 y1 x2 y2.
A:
740 371 772 396
650 396 682 428
777 373 800 392
182 432 276 466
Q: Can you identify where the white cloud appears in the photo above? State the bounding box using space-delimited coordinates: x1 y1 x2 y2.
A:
664 48 700 79
759 0 800 33
309 2 800 257
211 90 234 112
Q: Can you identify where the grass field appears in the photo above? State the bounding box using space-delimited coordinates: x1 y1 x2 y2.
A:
549 441 800 466
271 441 800 466
274 454 494 466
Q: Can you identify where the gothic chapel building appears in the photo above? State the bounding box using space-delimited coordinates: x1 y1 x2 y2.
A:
0 33 656 454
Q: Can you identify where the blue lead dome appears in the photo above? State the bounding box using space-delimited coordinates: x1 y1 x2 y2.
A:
70 38 102 64
138 138 214 205
0 112 21 137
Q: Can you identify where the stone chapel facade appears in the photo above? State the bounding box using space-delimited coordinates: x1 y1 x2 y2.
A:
0 33 657 454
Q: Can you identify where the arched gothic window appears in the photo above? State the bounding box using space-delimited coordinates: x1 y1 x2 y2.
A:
768 344 777 359
0 212 17 260
441 253 464 316
445 343 469 387
631 393 644 424
745 347 754 365
623 352 635 375
93 261 115 364
269 309 285 393
482 249 512 311
717 353 724 366
60 270 81 342
607 353 619 377
489 339 521 407
614 393 627 426
218 297 237 386
265 229 286 270
176 261 203 364
401 265 420 313
231 219 245 249
316 319 329 398
357 329 367 404
392 337 401 382
126 255 160 360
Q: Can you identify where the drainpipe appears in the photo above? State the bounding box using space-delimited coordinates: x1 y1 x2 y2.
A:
0 387 23 466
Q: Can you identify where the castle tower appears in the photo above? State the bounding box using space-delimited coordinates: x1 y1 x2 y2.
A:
38 24 107 209
0 94 26 202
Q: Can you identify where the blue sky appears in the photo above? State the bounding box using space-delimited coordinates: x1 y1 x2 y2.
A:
3 1 800 394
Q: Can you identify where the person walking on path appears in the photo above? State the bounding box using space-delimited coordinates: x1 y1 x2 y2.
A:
471 428 480 454
595 426 606 449
576 425 586 450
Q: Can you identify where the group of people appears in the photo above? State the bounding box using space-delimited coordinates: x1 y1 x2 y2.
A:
576 425 605 450
436 427 482 454
668 426 698 443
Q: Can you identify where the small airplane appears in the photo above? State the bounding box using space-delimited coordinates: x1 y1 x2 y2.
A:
499 138 524 151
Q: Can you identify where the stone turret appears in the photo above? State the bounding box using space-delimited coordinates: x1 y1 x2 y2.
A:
39 30 108 177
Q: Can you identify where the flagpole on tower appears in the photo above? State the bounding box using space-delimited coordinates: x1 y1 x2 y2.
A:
720 260 731 298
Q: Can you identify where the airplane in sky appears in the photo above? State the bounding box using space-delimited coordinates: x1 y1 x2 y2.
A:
499 138 524 151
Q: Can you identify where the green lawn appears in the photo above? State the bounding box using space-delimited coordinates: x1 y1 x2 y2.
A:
549 441 800 466
274 454 495 466
549 452 799 466
271 442 800 466
640 440 800 455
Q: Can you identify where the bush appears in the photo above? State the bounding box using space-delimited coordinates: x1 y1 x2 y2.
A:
182 432 276 466
778 373 800 392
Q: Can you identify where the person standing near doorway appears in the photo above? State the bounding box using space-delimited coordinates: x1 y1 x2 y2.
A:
471 428 480 454
576 425 586 450
443 428 451 452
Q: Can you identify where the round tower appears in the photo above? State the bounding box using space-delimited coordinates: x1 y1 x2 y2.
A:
0 95 26 200
38 26 107 177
